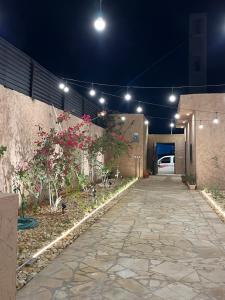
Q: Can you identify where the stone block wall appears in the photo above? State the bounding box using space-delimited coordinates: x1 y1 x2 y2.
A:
0 85 104 192
0 193 18 300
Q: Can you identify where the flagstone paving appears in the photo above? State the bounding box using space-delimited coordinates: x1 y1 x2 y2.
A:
17 176 225 299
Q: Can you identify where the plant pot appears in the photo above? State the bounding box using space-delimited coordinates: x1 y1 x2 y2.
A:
187 183 196 190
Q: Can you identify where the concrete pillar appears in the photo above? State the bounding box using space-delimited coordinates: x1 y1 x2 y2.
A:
0 193 18 300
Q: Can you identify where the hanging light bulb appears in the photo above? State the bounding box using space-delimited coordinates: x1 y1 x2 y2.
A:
169 88 177 103
170 122 175 128
59 83 65 90
121 116 126 122
99 110 106 117
136 104 143 113
99 96 105 104
124 88 132 101
199 120 204 129
89 89 96 96
89 85 96 97
174 113 180 119
145 120 149 125
124 93 132 101
213 112 219 124
169 94 176 103
94 0 106 32
64 86 69 93
94 17 106 32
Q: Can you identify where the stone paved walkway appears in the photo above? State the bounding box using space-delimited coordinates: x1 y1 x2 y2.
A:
17 176 225 299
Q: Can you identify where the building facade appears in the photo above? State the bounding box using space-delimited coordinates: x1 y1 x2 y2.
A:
177 93 225 188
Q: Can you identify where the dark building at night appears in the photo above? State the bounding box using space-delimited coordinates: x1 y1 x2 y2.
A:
189 13 207 91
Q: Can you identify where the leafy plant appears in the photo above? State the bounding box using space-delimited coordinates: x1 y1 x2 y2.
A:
77 173 90 192
0 145 7 158
185 174 196 185
90 116 129 172
14 113 94 212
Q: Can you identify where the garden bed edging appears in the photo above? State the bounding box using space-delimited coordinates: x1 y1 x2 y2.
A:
201 190 225 223
16 177 138 289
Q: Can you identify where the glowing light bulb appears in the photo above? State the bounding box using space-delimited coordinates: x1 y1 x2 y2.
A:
124 93 132 101
64 86 69 93
145 120 149 125
100 111 106 117
213 113 219 124
89 89 96 97
175 113 180 119
136 106 143 113
169 94 176 103
213 118 219 124
59 83 65 90
99 97 105 104
94 17 106 32
199 121 204 129
170 122 175 128
121 116 126 122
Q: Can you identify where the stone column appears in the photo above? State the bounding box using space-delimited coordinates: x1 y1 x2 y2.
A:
0 193 18 300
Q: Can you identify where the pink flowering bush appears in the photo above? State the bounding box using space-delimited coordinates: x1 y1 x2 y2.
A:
15 113 94 212
14 113 129 213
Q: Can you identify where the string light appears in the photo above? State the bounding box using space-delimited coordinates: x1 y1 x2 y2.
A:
99 111 106 117
94 17 106 32
99 96 106 104
94 0 106 32
59 82 69 93
213 112 219 124
145 120 149 125
89 84 96 97
124 88 132 101
64 86 69 93
136 104 143 113
59 83 65 90
121 116 126 122
199 120 204 129
59 77 225 130
169 88 177 103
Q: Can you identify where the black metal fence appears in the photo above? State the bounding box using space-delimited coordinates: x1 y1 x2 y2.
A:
0 37 100 119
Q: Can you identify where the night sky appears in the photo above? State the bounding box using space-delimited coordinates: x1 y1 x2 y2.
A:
1 0 225 133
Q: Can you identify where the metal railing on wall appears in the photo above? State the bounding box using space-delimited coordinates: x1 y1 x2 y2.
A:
0 37 100 120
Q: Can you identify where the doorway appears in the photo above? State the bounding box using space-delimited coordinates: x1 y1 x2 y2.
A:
156 143 175 175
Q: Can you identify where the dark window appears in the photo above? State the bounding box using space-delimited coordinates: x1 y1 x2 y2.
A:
161 157 171 164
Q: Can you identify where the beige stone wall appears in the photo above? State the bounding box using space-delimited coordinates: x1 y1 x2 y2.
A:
148 134 185 174
0 193 18 300
179 93 225 188
0 85 104 192
113 114 148 178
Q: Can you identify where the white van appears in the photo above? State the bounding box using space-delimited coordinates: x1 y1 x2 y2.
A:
157 155 175 174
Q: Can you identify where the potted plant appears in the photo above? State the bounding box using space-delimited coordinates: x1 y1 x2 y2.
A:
185 174 196 190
